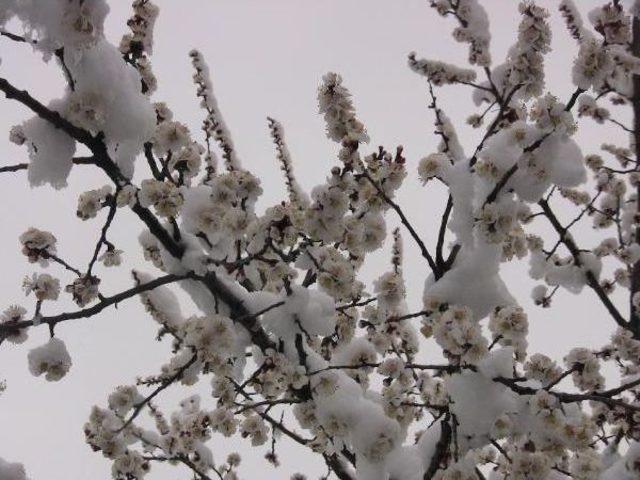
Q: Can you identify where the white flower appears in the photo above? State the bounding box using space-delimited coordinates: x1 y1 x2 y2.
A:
111 450 149 480
23 273 60 301
570 449 602 480
9 125 26 145
564 348 604 391
28 337 72 381
19 227 57 265
108 385 143 417
317 72 369 144
210 407 238 437
139 179 183 218
488 305 528 359
373 271 406 312
182 314 236 362
408 54 477 86
116 185 138 208
524 353 561 387
240 415 269 446
99 249 123 267
65 91 106 132
77 186 112 220
152 121 191 156
417 153 448 183
65 275 100 307
168 142 203 180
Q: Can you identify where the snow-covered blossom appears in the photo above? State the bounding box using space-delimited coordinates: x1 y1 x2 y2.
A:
430 305 488 364
108 385 143 417
111 450 149 480
119 0 160 56
503 1 552 100
318 72 369 144
9 126 26 146
589 3 630 45
529 93 576 136
168 141 203 182
572 37 614 91
559 0 586 41
190 49 241 171
417 153 448 183
65 91 107 133
28 337 72 381
430 0 491 66
578 95 610 123
5 2 640 479
407 54 477 86
139 231 164 270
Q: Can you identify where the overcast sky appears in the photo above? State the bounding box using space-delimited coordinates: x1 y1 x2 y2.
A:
0 1 627 479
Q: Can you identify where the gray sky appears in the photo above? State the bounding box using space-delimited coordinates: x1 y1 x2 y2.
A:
0 1 626 479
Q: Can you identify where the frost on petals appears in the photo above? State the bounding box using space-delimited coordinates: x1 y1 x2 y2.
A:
27 337 72 381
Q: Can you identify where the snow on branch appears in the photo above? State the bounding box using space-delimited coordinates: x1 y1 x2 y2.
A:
2 1 640 480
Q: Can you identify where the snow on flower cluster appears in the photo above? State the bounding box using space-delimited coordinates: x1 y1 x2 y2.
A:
430 0 492 66
4 1 640 480
27 337 72 381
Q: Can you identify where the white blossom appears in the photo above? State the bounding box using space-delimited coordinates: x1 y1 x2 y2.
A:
28 337 72 381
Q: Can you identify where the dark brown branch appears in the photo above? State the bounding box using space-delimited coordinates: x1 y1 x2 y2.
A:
494 376 640 413
0 163 27 173
87 197 118 275
0 30 32 43
118 354 198 432
435 195 453 270
0 156 94 174
0 273 191 336
0 76 95 146
423 416 451 480
361 170 440 277
538 199 629 332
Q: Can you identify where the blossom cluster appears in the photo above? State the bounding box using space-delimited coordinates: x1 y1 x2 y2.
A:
3 1 640 480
